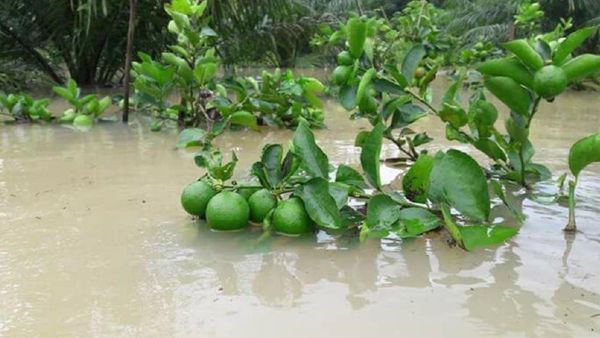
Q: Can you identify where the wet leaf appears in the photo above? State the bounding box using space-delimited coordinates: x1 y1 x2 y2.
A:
366 194 401 228
329 182 350 209
459 225 518 251
176 128 207 148
294 178 343 230
360 123 385 189
569 133 600 177
293 121 329 178
429 150 491 222
390 104 426 129
335 165 367 189
261 144 283 188
396 208 441 238
403 154 434 203
230 111 258 130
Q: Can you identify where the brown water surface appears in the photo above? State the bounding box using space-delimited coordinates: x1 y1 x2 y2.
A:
1 88 600 337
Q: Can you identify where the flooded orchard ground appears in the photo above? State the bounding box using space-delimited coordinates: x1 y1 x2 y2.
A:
1 89 600 337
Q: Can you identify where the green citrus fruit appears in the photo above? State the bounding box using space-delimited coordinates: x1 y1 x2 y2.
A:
272 197 313 236
73 114 94 127
205 191 250 231
415 67 427 79
332 66 352 85
180 180 217 217
248 189 277 223
533 65 568 99
337 51 354 66
236 186 261 200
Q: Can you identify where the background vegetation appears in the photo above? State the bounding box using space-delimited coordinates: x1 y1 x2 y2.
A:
1 0 599 89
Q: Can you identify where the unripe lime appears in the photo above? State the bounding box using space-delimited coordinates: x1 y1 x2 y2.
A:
73 115 94 128
181 180 217 217
272 197 313 236
332 66 352 85
248 189 277 223
337 51 354 66
236 186 261 200
205 191 250 231
533 65 568 99
415 67 427 79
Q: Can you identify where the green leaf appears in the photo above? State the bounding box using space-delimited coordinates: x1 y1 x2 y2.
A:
429 150 491 221
477 57 534 88
502 39 544 70
52 86 74 101
569 133 600 177
562 54 600 82
459 225 518 251
335 165 367 189
554 27 597 65
339 85 358 110
292 121 329 178
473 139 507 162
402 44 426 84
373 78 406 95
397 208 440 238
403 154 434 203
390 104 426 129
356 68 376 105
209 152 238 181
229 111 258 130
348 18 367 58
176 128 207 148
366 194 401 228
329 182 350 209
439 103 468 129
484 76 531 116
294 178 343 230
360 123 385 189
261 144 283 188
251 162 270 189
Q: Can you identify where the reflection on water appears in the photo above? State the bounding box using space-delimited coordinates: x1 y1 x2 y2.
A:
1 86 600 337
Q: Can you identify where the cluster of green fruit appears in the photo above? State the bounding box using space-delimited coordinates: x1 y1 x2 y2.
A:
180 181 313 235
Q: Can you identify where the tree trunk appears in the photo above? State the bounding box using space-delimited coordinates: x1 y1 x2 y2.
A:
122 0 138 123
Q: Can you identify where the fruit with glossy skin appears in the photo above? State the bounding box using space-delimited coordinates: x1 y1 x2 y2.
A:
205 191 250 231
533 65 568 99
248 189 277 223
181 180 217 217
272 197 313 235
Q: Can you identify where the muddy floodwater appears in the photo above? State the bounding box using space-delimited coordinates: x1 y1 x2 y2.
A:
1 86 600 337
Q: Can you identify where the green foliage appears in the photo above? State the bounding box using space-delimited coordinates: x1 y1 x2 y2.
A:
0 93 52 123
52 79 111 127
219 70 326 129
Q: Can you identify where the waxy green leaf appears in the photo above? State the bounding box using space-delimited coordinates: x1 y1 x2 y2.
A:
293 121 329 178
502 39 544 70
459 225 518 251
484 76 531 116
569 133 600 177
477 57 534 88
402 44 427 84
554 27 597 65
429 150 491 221
403 154 434 204
348 18 367 58
360 123 385 189
295 178 343 230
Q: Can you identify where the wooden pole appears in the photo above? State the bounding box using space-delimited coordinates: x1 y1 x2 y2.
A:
122 0 137 123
